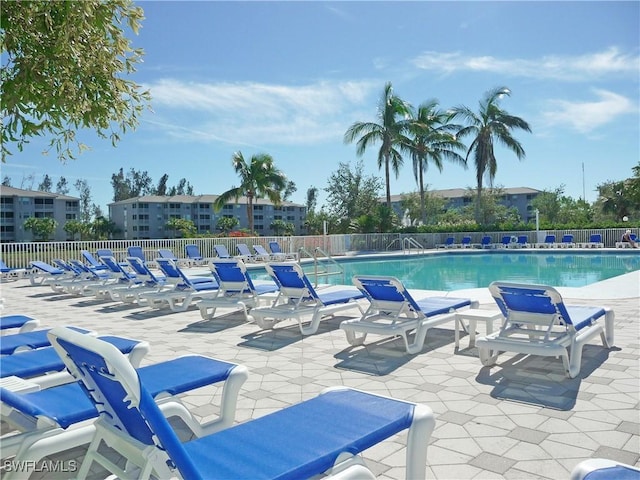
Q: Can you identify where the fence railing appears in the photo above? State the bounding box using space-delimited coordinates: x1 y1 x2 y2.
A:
0 228 636 268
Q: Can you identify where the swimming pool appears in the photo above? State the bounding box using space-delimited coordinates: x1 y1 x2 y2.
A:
255 251 640 290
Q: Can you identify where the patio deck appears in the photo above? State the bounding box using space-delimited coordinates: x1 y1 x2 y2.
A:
1 268 638 479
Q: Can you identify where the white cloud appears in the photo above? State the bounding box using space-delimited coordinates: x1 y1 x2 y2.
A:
143 79 376 145
541 89 636 133
411 47 639 81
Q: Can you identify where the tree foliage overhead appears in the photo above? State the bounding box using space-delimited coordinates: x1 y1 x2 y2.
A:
1 0 150 162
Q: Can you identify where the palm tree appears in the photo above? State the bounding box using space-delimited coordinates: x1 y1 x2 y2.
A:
344 82 412 208
451 86 531 222
405 100 467 225
213 152 287 233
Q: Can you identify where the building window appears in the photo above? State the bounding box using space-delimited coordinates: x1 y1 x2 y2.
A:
0 197 14 205
254 215 263 220
253 205 264 211
0 211 14 219
65 213 76 220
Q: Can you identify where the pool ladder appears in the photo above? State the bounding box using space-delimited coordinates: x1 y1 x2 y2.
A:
387 237 425 254
298 246 345 287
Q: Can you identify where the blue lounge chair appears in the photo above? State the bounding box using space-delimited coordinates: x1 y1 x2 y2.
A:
157 248 189 267
534 234 555 248
252 244 273 261
515 235 529 248
268 241 298 260
250 262 365 335
1 335 149 388
570 458 640 480
185 244 212 266
498 235 513 248
480 235 493 249
0 259 30 281
139 258 219 311
47 259 90 292
81 250 108 271
48 326 434 480
616 233 637 248
460 236 472 248
340 276 478 354
27 260 73 287
580 233 604 248
236 243 258 262
83 255 140 299
127 245 147 263
0 315 40 333
558 234 575 248
0 326 92 355
477 281 615 378
2 328 248 471
60 259 116 296
113 256 169 303
436 236 455 249
197 258 279 321
214 244 232 259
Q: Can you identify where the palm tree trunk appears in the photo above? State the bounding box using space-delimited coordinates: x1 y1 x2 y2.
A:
419 165 426 225
385 155 391 208
247 196 254 233
475 180 483 224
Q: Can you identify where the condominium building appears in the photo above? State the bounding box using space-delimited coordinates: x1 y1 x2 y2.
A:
0 186 81 242
108 195 307 239
389 187 541 223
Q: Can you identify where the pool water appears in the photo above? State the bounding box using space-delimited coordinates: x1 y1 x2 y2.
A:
257 252 640 290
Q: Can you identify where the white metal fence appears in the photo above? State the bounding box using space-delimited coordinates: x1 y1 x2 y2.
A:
0 228 636 268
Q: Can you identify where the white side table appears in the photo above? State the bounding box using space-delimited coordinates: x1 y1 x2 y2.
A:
455 309 503 349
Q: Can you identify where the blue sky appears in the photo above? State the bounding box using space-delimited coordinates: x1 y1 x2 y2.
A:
3 1 639 213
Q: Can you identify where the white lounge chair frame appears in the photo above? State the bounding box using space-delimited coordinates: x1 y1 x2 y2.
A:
2 332 248 477
197 258 277 321
477 281 615 378
341 276 478 354
250 262 364 335
48 327 434 480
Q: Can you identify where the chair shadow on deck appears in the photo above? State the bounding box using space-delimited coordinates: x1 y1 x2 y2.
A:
238 314 349 351
124 308 191 321
475 344 616 410
334 326 455 376
179 311 247 334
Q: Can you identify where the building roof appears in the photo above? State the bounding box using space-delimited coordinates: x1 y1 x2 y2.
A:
387 186 541 202
0 185 79 201
108 194 304 208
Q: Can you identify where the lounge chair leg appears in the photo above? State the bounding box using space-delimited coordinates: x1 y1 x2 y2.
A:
602 309 615 348
478 346 499 366
344 329 367 346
